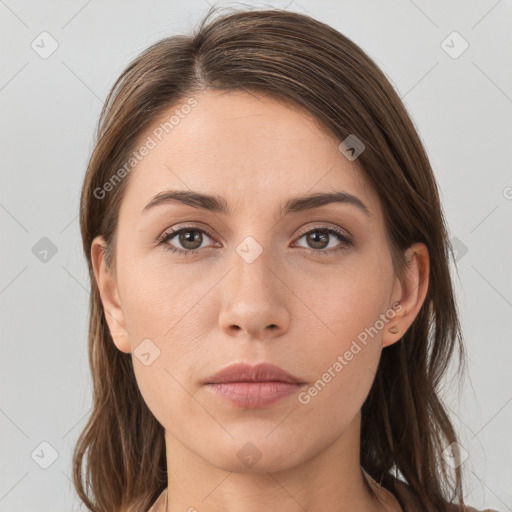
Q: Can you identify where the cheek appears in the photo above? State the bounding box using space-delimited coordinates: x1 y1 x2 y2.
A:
123 268 210 426
117 259 217 412
118 255 215 343
293 291 385 433
293 258 393 405
298 255 393 344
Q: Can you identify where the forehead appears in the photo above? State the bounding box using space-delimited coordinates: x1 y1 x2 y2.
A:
120 89 377 217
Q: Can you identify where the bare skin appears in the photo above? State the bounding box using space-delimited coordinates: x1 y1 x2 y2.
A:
91 89 429 512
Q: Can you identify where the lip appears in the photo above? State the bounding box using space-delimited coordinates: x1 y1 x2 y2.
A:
203 362 306 409
204 362 305 385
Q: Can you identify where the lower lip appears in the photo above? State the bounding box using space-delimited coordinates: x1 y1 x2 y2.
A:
205 381 304 408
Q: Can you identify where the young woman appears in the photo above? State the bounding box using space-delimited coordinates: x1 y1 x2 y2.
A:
73 7 498 512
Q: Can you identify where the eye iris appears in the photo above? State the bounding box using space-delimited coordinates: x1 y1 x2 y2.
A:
307 230 329 249
179 230 202 250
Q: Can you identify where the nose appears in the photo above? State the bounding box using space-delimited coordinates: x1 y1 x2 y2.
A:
218 246 290 341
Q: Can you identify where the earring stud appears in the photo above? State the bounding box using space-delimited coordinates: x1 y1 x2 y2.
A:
389 326 399 334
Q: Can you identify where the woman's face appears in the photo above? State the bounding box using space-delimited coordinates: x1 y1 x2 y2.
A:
93 89 419 473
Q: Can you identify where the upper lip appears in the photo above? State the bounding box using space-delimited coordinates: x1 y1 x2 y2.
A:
204 362 305 385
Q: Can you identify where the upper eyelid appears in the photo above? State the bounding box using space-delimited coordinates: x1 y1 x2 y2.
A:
294 224 350 239
159 222 215 240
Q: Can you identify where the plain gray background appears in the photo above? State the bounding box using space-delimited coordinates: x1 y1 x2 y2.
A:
1 0 511 510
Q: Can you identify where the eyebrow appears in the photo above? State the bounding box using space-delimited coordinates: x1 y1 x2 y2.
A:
141 189 371 217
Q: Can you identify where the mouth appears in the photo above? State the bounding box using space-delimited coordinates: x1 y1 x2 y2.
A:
203 362 307 409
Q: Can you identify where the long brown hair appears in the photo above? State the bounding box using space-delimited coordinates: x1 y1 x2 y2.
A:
74 6 466 511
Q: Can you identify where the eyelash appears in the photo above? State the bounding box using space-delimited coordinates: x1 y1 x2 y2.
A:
157 224 352 257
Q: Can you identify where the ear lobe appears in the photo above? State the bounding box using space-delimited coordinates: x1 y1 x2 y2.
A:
91 235 131 354
382 242 430 348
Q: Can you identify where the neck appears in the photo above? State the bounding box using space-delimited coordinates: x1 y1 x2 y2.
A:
162 413 384 512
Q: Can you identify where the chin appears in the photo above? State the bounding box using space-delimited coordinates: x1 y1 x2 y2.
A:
202 434 310 474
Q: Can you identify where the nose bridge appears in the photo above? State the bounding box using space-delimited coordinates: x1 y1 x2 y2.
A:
218 235 290 338
233 236 274 297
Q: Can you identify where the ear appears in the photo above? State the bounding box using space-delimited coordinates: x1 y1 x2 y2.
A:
382 242 430 348
91 235 131 354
